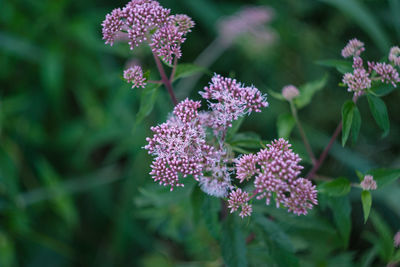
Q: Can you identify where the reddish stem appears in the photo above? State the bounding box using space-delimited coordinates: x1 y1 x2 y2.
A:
152 53 178 106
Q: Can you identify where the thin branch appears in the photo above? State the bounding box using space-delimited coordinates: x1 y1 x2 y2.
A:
169 57 178 82
290 101 317 165
152 52 178 106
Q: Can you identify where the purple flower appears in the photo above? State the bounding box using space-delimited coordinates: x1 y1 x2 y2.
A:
145 98 212 190
389 46 400 66
170 14 195 35
150 23 186 65
369 62 400 87
228 188 253 218
234 138 317 215
102 0 170 50
199 74 268 130
123 66 147 88
343 68 371 97
341 38 365 58
282 85 299 101
360 175 377 191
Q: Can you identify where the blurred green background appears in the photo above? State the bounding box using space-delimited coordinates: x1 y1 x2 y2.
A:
1 0 400 266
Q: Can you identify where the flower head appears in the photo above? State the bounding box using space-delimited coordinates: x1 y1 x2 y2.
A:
123 66 147 88
235 154 258 183
360 175 377 191
282 85 299 101
102 8 124 46
170 14 195 35
342 68 371 97
369 62 400 87
228 188 253 218
341 38 365 58
199 74 268 130
150 23 185 65
145 98 212 190
389 46 400 66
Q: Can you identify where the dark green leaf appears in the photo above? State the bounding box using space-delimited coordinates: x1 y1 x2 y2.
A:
352 106 361 144
202 196 221 240
229 132 262 149
254 216 294 252
367 168 400 188
277 113 296 139
136 83 161 123
226 116 245 141
316 59 353 74
294 75 328 109
318 177 351 196
221 216 247 267
341 100 355 146
328 196 352 248
367 86 390 137
370 211 394 261
369 83 396 97
173 63 207 80
361 190 372 223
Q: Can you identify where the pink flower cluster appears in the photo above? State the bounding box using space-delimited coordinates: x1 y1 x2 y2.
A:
199 74 268 130
123 66 147 88
102 0 194 64
234 138 318 215
282 85 300 101
228 188 252 218
360 175 377 191
341 39 400 96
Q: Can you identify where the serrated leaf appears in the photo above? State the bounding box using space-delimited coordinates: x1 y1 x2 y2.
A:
294 75 328 109
173 63 207 80
221 216 247 267
277 113 296 139
367 168 400 188
318 177 351 196
135 83 160 123
361 190 372 223
352 106 361 144
341 100 355 146
316 59 353 74
367 93 390 137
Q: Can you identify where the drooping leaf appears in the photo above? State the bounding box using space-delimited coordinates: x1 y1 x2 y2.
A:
318 177 351 196
352 106 361 144
173 63 208 81
341 100 355 146
316 59 353 74
367 168 400 188
136 83 161 123
294 75 328 109
367 88 390 137
221 216 247 267
361 190 372 223
277 112 296 139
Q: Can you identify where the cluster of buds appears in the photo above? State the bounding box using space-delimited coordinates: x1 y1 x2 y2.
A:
341 39 400 96
360 175 377 191
102 0 195 86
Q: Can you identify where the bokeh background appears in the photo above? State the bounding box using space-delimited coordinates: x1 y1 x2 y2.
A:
1 0 400 266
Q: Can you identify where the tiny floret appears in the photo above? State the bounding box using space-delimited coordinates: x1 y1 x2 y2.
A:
342 69 371 97
389 46 400 66
124 66 147 88
228 188 253 218
369 62 400 87
282 85 299 101
341 38 365 58
360 175 377 191
150 23 185 65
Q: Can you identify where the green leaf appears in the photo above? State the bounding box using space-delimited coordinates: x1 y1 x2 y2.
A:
318 177 351 196
369 83 396 97
0 231 15 267
341 100 355 146
229 132 262 149
352 106 361 144
328 196 352 248
319 0 389 53
316 59 353 74
135 83 161 124
370 211 394 261
367 168 400 188
361 190 372 223
294 75 328 109
226 116 244 141
173 63 207 80
221 216 247 267
268 89 285 101
202 196 221 240
367 94 390 137
277 113 296 139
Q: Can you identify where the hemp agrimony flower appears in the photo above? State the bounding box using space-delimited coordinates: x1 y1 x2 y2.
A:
123 66 147 88
389 46 400 66
228 188 253 218
360 175 377 191
282 85 299 101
